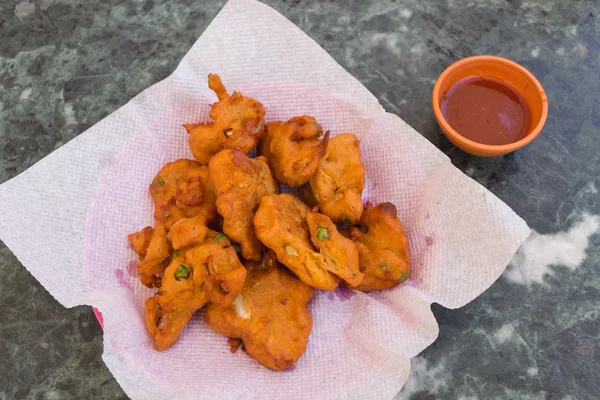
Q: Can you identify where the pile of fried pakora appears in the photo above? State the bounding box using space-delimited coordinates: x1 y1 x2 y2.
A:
128 74 411 370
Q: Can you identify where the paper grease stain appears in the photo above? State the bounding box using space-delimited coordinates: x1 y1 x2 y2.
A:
115 269 132 289
126 260 138 277
425 235 435 246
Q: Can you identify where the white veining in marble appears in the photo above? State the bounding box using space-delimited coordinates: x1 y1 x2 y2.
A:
504 213 600 285
397 357 450 399
493 323 516 344
14 0 35 19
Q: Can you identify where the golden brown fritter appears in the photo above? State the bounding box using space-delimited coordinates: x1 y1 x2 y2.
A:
185 74 266 164
205 253 314 371
254 194 339 290
137 223 170 288
185 235 247 307
306 211 363 287
128 226 154 260
342 202 411 292
209 149 279 261
167 216 211 250
260 116 330 187
168 218 247 306
128 71 418 362
145 250 208 351
149 159 218 231
145 223 247 350
307 133 365 225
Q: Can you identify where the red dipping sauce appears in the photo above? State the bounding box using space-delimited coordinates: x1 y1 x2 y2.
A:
440 76 530 145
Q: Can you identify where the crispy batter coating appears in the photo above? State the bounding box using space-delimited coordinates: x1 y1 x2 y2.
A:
168 218 247 306
209 149 279 261
137 223 170 288
308 133 365 226
130 71 417 361
185 74 266 164
168 216 211 250
145 251 208 351
342 202 411 292
205 253 314 371
307 133 365 225
145 222 247 350
186 235 247 307
150 159 218 230
260 116 330 187
128 226 154 260
254 194 339 290
306 211 364 287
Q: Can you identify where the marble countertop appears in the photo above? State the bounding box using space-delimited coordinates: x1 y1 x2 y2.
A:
1 0 599 398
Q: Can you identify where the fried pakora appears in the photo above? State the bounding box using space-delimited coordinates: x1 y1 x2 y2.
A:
205 252 314 371
186 234 247 307
167 216 211 250
185 74 266 164
254 194 339 290
209 149 279 261
342 202 411 292
145 251 208 351
306 211 363 287
137 223 170 288
130 72 417 366
146 221 247 350
150 159 217 230
128 226 154 260
307 133 365 225
168 217 247 306
260 116 330 187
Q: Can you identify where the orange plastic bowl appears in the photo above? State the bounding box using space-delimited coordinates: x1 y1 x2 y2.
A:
432 55 548 157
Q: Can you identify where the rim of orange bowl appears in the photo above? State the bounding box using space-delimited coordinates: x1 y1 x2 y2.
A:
432 55 548 154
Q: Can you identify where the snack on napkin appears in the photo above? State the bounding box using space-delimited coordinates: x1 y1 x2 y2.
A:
184 73 266 164
145 217 247 350
342 202 411 292
260 116 330 187
0 0 531 397
128 74 412 369
209 149 279 261
205 252 314 371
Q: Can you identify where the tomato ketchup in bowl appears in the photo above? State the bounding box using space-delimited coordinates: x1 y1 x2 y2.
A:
433 56 547 157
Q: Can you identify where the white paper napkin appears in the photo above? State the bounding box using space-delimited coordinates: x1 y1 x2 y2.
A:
0 0 530 398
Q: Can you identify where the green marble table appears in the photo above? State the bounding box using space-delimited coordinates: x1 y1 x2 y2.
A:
1 0 599 399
